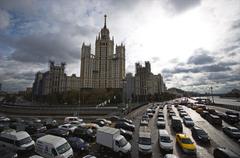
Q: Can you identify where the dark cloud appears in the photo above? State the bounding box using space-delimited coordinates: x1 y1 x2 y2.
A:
1 33 81 63
163 63 232 74
187 49 214 65
167 0 201 13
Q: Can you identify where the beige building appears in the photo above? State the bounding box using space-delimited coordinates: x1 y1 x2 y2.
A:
133 61 166 96
32 61 80 96
80 15 125 88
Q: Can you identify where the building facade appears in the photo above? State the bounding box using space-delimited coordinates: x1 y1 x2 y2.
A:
126 61 166 100
80 15 125 88
32 61 80 96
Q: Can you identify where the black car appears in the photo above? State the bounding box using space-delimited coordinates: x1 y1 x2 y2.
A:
191 126 210 144
42 118 58 129
120 128 133 140
0 147 17 158
31 133 46 141
225 111 239 117
118 118 133 124
223 127 240 139
224 115 239 124
25 123 47 135
171 116 182 133
213 147 239 158
92 120 105 127
115 121 135 132
109 115 120 122
45 128 69 138
9 122 26 131
73 127 96 141
67 137 90 152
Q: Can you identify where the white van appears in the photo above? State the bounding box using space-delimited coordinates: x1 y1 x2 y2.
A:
35 135 73 158
0 129 35 151
64 117 83 124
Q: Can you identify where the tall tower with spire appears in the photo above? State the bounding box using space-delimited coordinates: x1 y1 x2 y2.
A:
80 15 125 89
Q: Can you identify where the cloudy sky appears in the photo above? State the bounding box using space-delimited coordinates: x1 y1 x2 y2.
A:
0 0 240 93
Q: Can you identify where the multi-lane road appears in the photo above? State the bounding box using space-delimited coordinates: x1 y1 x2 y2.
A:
124 102 240 158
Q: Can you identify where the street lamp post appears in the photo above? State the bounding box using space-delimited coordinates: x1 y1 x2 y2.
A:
210 86 214 104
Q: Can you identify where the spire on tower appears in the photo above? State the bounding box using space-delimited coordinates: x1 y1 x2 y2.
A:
104 14 107 28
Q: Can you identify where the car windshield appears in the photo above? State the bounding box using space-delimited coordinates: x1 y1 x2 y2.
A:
158 118 164 121
181 138 193 144
119 137 128 147
56 142 71 154
197 129 207 136
185 117 192 121
15 137 32 146
160 136 171 143
231 128 240 132
139 137 151 145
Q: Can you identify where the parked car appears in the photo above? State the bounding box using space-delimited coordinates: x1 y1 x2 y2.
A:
64 117 83 124
157 117 166 129
25 123 47 135
120 128 133 140
73 127 96 141
42 118 58 129
183 116 194 127
191 126 210 144
31 133 46 141
223 126 240 139
142 115 150 121
224 115 239 124
164 154 179 158
0 146 18 158
138 130 152 155
200 111 209 118
171 116 183 133
213 147 239 158
115 121 135 132
158 112 165 118
96 118 112 125
225 111 239 117
176 133 196 154
45 128 69 138
109 116 120 122
140 119 148 126
158 130 173 153
118 118 133 124
92 120 105 127
206 114 222 126
179 112 188 117
58 124 77 133
67 137 90 152
82 155 96 158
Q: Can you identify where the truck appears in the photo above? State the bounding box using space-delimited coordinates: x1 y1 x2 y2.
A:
96 126 131 156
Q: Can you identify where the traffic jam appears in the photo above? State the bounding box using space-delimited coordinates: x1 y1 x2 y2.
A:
0 99 240 158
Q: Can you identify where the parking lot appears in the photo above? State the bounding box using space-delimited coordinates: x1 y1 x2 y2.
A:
0 100 240 158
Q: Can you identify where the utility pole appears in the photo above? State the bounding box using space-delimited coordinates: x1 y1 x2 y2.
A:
210 86 214 104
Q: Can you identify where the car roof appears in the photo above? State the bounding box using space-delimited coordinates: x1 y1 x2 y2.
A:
226 126 238 130
37 135 66 148
158 129 169 136
176 133 189 139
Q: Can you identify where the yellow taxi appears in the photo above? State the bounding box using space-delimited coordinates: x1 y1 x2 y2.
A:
176 133 196 154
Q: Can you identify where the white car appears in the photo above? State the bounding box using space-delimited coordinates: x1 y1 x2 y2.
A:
64 117 83 124
58 124 77 133
158 130 173 153
156 117 166 129
183 116 194 127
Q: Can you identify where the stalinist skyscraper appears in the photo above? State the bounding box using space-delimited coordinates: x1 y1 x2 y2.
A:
80 15 125 88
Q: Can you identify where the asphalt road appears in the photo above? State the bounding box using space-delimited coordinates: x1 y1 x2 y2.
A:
125 102 240 158
6 101 240 157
